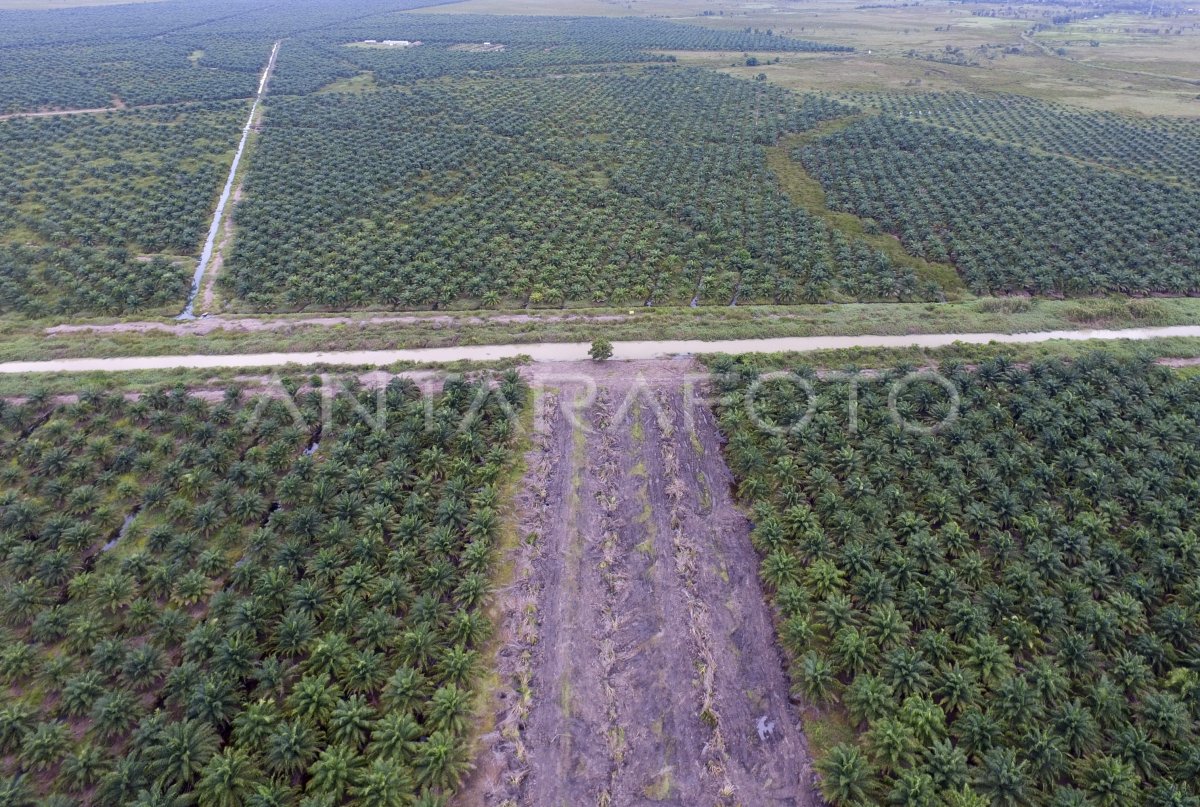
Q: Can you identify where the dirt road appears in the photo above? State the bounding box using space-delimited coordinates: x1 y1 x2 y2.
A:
469 360 817 807
5 325 1200 374
0 98 258 122
0 105 122 121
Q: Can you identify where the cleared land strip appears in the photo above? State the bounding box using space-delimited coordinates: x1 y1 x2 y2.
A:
0 105 123 121
3 325 1200 373
470 361 819 806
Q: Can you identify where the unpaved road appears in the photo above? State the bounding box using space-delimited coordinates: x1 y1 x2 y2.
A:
0 95 127 121
5 325 1200 374
468 360 816 807
0 98 258 122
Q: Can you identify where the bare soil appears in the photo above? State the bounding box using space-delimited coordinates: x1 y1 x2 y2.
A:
0 106 118 121
464 359 818 807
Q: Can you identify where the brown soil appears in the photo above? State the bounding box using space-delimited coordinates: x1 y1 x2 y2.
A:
463 359 818 807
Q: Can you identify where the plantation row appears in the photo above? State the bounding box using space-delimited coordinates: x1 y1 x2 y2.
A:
0 102 246 316
847 92 1200 186
228 69 930 310
714 353 1200 806
0 373 525 805
799 115 1200 296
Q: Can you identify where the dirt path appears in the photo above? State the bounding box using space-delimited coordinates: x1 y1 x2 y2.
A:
0 97 261 122
470 360 817 807
0 105 121 121
9 325 1200 374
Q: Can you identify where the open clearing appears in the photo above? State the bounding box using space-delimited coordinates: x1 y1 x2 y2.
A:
469 359 818 806
421 0 1200 116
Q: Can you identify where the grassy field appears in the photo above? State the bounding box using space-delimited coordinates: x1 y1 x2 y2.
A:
421 0 1200 116
315 71 379 94
3 296 1199 363
702 334 1200 374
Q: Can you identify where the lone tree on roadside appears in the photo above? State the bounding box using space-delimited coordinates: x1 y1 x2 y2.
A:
589 338 613 362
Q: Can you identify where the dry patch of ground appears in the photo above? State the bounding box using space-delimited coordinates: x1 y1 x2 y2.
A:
466 359 818 806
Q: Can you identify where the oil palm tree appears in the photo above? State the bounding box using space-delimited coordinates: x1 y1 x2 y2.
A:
351 758 413 807
144 719 219 789
329 695 375 749
59 742 109 792
972 747 1032 807
264 720 319 780
1078 754 1141 807
844 675 895 727
19 721 71 772
412 730 472 792
794 651 837 705
864 717 919 775
816 743 875 806
196 748 264 807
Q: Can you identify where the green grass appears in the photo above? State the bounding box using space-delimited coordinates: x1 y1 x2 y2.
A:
316 71 379 94
462 388 535 774
802 707 856 761
701 335 1200 373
